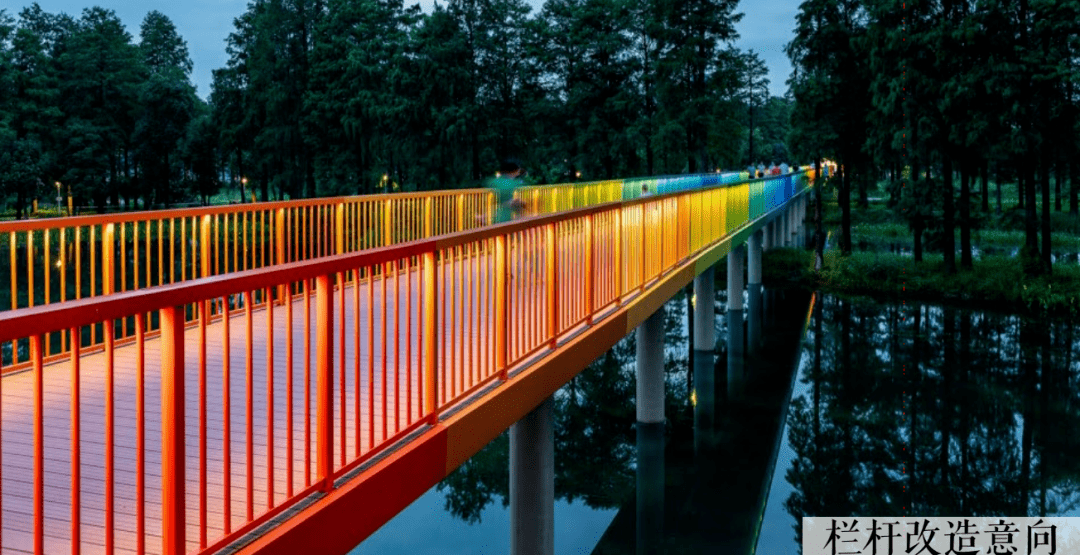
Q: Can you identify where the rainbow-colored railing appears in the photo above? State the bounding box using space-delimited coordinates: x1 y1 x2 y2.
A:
0 169 811 555
1 168 815 371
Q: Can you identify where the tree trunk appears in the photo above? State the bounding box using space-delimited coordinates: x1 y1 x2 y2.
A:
942 155 956 274
1018 162 1025 210
1055 157 1062 212
996 162 1003 214
960 160 972 269
912 155 923 262
1040 146 1052 275
1071 158 1078 215
748 103 755 167
1024 155 1039 276
840 157 851 256
814 158 824 270
858 161 868 208
980 158 989 213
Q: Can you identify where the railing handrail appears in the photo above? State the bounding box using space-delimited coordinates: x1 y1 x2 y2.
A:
0 188 493 233
1 166 817 233
0 169 812 344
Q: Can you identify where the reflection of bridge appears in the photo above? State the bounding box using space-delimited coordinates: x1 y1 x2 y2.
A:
592 288 813 554
0 167 822 554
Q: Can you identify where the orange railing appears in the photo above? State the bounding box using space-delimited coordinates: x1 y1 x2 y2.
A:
1 190 492 370
0 169 817 371
0 171 811 555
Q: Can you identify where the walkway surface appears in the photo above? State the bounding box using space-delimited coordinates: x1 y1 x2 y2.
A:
0 250 542 554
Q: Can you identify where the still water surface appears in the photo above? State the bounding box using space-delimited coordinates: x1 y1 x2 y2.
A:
352 287 1080 553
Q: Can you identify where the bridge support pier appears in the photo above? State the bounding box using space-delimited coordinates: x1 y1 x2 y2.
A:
726 245 745 398
786 204 794 245
802 195 810 248
510 396 554 555
693 265 716 456
636 306 666 553
791 197 801 246
693 267 715 352
747 231 763 353
637 308 666 425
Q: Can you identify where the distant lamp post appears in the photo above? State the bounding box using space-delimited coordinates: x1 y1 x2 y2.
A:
241 177 248 203
55 182 62 213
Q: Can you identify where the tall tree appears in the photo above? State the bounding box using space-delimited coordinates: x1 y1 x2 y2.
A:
58 7 141 210
135 11 196 206
787 0 871 255
742 49 769 167
648 0 742 173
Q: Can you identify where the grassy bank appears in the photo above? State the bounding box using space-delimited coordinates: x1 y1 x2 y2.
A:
763 190 1080 315
780 248 1080 315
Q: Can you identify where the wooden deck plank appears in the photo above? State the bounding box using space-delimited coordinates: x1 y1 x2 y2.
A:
0 250 549 554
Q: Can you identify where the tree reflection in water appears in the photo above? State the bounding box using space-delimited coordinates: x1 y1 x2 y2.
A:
435 293 697 524
784 294 1080 548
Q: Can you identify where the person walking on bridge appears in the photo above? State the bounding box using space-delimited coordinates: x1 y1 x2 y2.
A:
487 159 527 224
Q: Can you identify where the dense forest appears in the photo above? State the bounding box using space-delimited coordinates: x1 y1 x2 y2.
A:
0 0 794 217
787 0 1080 278
3 0 1079 281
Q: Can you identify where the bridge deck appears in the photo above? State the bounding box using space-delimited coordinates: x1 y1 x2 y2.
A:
0 253 522 554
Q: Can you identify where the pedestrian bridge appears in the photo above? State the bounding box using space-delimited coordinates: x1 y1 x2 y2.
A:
0 167 822 555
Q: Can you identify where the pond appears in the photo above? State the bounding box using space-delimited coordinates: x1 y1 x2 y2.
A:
350 285 1080 553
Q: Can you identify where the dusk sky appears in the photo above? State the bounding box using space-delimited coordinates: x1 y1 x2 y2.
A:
15 0 799 101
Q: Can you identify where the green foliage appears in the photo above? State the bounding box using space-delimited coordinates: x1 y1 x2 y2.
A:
812 250 1080 316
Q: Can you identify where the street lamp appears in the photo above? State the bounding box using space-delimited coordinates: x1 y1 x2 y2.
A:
241 177 248 203
55 181 61 210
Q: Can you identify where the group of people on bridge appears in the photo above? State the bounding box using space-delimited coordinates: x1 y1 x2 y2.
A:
748 162 792 179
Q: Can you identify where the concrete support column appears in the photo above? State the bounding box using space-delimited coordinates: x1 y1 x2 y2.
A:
727 245 745 398
763 221 772 250
786 203 793 246
794 197 802 247
748 231 763 287
636 308 666 424
797 196 806 248
510 397 555 555
727 245 745 312
636 305 666 554
804 195 810 246
693 266 715 352
747 231 763 353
